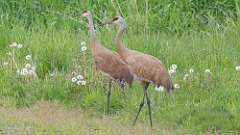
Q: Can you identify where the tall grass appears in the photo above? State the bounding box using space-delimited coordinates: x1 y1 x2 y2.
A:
1 0 240 133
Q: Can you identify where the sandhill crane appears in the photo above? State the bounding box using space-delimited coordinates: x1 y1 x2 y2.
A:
81 10 133 113
111 16 174 126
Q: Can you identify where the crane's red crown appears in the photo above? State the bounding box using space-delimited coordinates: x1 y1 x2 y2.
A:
81 10 89 16
81 10 87 14
112 16 119 22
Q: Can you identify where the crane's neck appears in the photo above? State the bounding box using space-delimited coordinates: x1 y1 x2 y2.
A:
86 15 100 49
115 26 127 56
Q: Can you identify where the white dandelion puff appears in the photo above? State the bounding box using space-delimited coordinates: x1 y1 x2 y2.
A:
168 69 176 75
77 74 83 80
81 41 86 46
9 42 18 48
25 55 32 61
21 68 28 76
183 73 189 80
72 71 77 75
170 64 177 70
16 69 21 75
71 77 77 83
76 80 82 85
174 84 180 89
205 69 211 74
81 46 87 52
25 63 31 69
17 44 23 48
155 85 164 92
80 80 86 85
189 68 194 74
50 73 55 77
235 65 240 72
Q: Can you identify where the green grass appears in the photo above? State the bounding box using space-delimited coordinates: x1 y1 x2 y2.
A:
1 0 240 134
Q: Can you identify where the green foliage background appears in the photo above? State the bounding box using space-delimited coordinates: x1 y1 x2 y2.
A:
1 0 240 133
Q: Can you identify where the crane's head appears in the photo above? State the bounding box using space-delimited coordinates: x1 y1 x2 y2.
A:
112 16 127 29
81 10 91 17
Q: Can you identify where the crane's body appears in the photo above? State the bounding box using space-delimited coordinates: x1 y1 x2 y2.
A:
112 16 174 126
81 11 133 113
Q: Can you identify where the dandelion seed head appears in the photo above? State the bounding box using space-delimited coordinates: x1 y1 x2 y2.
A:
170 64 177 70
17 44 23 48
81 46 87 52
77 80 82 85
155 85 164 92
205 69 211 74
80 80 86 85
189 68 194 74
21 68 28 76
71 77 77 83
25 55 32 61
25 63 31 69
183 73 189 80
168 69 176 75
77 74 83 80
174 84 180 89
236 65 240 72
81 41 86 46
16 69 21 75
50 73 55 77
9 42 18 48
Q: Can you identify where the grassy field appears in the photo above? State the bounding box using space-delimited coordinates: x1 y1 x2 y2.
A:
1 0 240 134
0 101 189 135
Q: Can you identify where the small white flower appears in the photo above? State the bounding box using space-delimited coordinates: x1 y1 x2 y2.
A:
81 46 87 52
50 73 55 77
16 69 21 75
77 74 83 80
9 42 18 48
174 84 180 89
25 63 31 69
168 69 176 75
183 73 189 80
76 80 82 85
80 80 86 85
81 41 86 46
155 86 164 92
189 68 194 74
205 69 211 74
21 68 28 76
25 55 32 60
236 65 240 72
72 71 76 75
17 44 23 48
3 62 8 66
170 64 177 70
71 77 77 83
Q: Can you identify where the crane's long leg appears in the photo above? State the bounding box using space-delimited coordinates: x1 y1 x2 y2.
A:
132 82 150 126
145 88 153 126
106 80 112 113
132 91 145 126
